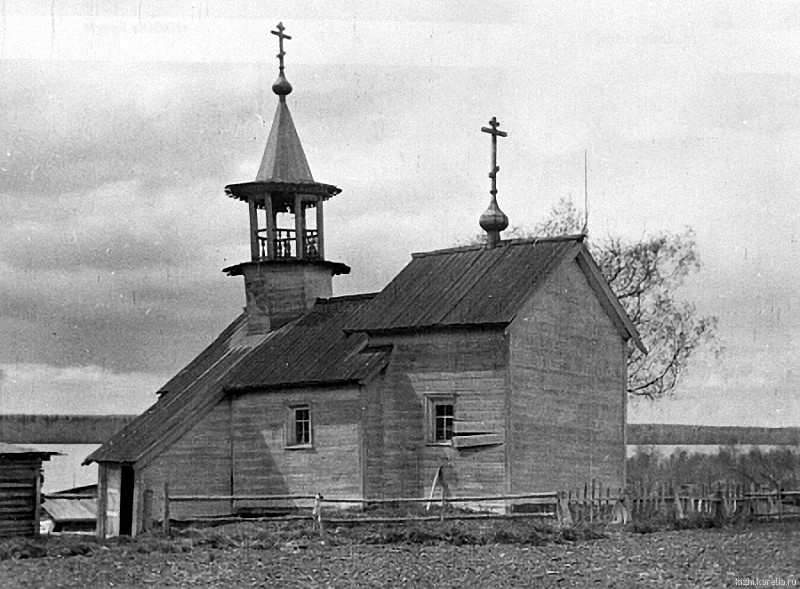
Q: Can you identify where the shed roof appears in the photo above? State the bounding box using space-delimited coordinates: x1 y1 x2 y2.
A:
42 497 96 523
0 442 59 458
226 294 389 392
86 294 389 466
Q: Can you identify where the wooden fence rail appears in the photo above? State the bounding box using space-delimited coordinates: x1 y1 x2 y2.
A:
149 480 800 535
157 484 560 534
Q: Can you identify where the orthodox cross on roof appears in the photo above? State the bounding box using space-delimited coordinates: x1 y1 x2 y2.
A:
481 116 507 197
271 22 292 73
479 116 509 247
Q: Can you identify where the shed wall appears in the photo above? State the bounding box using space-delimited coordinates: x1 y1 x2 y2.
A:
0 456 42 539
366 331 508 501
509 259 627 495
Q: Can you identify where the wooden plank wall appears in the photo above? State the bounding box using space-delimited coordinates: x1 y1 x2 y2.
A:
138 398 233 521
508 260 626 495
0 456 42 539
232 386 363 510
368 330 509 501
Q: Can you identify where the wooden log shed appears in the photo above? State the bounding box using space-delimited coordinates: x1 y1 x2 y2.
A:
0 443 58 539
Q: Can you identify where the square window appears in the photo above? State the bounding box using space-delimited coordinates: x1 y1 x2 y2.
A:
426 396 455 444
287 405 312 447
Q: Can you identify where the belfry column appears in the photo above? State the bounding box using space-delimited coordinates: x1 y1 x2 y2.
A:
316 197 325 258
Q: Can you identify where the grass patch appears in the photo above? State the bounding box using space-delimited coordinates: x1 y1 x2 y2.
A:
629 513 718 534
0 536 99 561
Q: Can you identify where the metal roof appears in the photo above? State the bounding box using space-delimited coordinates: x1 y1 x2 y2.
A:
86 295 389 465
226 294 388 391
346 236 584 333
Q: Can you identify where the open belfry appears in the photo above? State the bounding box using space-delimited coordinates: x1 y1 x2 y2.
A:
223 23 349 335
88 24 642 537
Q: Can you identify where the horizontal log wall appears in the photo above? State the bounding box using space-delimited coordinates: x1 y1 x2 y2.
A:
509 260 626 495
0 456 41 539
232 386 363 510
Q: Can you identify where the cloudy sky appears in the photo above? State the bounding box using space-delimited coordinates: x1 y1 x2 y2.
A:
1 1 799 431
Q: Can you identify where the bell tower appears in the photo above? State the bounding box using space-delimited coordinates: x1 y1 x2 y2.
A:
224 23 350 333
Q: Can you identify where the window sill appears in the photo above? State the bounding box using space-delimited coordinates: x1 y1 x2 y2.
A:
284 444 314 451
425 441 453 447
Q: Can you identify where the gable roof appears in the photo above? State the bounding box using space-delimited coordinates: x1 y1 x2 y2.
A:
85 294 389 466
345 235 644 351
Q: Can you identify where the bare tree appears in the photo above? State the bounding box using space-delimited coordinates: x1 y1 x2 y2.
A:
499 196 717 399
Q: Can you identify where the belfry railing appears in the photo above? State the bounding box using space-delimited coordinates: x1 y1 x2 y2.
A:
256 229 320 260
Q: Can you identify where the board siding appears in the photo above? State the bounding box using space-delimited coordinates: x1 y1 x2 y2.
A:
231 386 363 510
367 330 509 501
137 398 233 521
509 259 626 496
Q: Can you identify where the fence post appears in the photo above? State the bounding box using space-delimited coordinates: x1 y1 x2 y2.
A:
313 493 324 535
163 482 171 536
674 484 684 520
582 483 588 524
557 491 573 526
700 483 705 515
713 483 725 526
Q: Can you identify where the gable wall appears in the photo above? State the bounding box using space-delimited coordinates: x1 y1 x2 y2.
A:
137 397 233 523
508 259 627 495
367 330 509 501
231 385 363 510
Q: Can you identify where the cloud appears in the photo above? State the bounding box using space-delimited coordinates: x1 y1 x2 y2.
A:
1 61 264 197
2 6 800 427
0 363 165 415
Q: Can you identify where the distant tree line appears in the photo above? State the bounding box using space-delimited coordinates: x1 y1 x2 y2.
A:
627 446 800 492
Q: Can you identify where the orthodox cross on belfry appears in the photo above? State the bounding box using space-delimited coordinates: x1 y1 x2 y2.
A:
271 22 292 72
481 117 507 197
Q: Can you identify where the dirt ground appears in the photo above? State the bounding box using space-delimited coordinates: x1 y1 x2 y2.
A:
1 522 799 588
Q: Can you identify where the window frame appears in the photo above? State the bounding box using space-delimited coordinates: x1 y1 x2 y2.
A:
425 395 455 445
285 403 313 449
